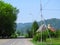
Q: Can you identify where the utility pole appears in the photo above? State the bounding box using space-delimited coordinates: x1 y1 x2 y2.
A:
40 0 52 45
40 0 43 44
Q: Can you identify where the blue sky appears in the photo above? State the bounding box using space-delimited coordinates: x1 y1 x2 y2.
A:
4 0 60 23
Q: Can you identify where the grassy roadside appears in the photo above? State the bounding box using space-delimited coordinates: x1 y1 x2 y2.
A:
31 38 60 45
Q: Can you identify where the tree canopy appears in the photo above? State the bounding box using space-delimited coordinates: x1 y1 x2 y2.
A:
30 21 39 38
0 1 19 38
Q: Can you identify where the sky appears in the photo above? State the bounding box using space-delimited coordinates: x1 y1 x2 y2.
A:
4 0 60 23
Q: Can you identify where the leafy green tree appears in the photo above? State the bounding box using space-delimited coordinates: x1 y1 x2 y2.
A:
0 1 19 38
31 21 39 37
26 29 32 38
25 21 39 38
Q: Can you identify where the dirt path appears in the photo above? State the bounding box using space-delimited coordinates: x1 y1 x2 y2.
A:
0 38 34 45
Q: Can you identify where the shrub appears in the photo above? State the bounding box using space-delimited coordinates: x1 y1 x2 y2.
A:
33 33 40 41
33 29 60 42
55 30 60 38
26 30 33 38
25 34 29 38
33 30 48 41
10 33 18 38
16 30 21 36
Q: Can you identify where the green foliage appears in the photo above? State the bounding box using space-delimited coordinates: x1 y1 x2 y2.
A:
48 29 56 38
33 29 57 41
10 33 18 38
25 34 28 38
33 33 40 41
55 30 60 38
16 30 21 36
25 21 39 38
31 21 39 36
32 38 60 45
25 29 33 38
0 1 19 38
33 30 48 41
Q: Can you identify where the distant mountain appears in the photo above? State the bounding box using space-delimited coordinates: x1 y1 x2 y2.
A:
16 23 32 33
16 18 60 33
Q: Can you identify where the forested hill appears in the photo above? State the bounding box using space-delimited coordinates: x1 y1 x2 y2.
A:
44 18 60 29
16 18 60 33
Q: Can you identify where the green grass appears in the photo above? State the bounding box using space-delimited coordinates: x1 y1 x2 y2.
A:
32 38 60 45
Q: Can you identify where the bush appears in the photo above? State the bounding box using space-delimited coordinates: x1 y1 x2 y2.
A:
33 30 48 41
55 30 60 38
25 34 29 38
16 30 21 36
33 29 60 42
26 30 33 38
10 33 18 38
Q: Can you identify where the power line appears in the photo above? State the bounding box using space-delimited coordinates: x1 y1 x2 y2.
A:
42 9 60 11
43 0 50 8
41 0 60 11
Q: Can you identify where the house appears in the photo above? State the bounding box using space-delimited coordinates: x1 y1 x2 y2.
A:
37 24 55 32
48 24 55 32
36 24 46 32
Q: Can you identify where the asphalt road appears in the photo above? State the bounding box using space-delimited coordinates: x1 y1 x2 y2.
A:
0 38 34 45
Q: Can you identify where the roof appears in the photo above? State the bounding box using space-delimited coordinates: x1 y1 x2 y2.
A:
48 24 55 32
37 24 47 32
37 24 55 32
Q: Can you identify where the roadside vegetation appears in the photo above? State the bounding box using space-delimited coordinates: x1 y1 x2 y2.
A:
32 29 60 45
25 21 39 38
25 21 60 45
0 0 19 38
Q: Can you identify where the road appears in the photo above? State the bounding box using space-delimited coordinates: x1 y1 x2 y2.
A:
0 38 34 45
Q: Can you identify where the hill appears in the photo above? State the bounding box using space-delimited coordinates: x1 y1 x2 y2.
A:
16 23 32 33
16 18 60 33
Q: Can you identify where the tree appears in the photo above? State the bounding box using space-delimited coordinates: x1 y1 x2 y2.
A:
0 1 19 38
26 28 32 38
31 21 39 37
17 30 21 36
